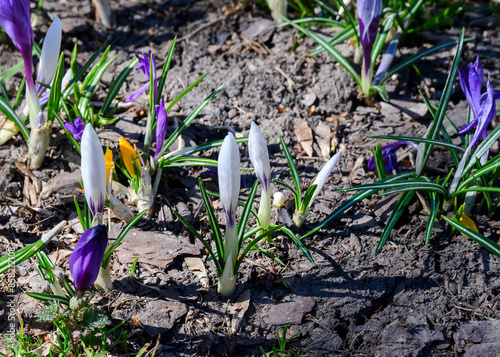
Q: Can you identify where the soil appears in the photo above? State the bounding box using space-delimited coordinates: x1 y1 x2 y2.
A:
1 1 500 356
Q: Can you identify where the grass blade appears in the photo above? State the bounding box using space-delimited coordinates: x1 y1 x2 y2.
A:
301 172 414 239
415 29 465 175
283 17 361 86
198 178 224 261
442 216 500 259
280 136 302 209
279 226 315 265
376 190 416 255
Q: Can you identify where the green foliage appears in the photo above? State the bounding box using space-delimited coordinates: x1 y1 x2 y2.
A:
260 324 304 357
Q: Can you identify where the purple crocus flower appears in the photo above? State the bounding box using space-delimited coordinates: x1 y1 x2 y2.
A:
457 74 496 148
368 141 418 172
457 57 499 149
154 99 168 159
64 116 85 141
458 56 484 120
69 225 108 291
0 0 41 126
358 0 382 76
124 50 157 103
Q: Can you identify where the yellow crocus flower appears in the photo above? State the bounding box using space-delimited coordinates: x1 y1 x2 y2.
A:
119 137 141 178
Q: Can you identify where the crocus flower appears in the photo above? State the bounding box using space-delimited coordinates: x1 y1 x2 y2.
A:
367 141 418 172
457 58 497 148
357 0 382 94
104 147 115 186
293 153 341 228
36 17 62 97
64 116 85 141
0 0 39 127
119 137 141 179
124 50 157 103
248 122 272 229
218 132 241 297
154 99 168 160
81 124 107 217
69 224 108 291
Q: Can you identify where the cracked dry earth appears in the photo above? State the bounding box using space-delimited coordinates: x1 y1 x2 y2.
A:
1 0 500 356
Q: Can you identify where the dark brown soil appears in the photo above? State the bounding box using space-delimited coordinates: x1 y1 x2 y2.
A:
1 1 500 356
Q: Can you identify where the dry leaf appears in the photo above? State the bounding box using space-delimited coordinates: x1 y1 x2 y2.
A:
315 122 331 160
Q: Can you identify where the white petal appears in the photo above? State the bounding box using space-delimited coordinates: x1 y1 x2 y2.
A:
248 122 271 192
37 17 62 87
309 152 340 209
218 132 240 220
81 124 107 215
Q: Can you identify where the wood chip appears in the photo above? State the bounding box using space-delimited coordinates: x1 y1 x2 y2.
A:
294 119 314 157
184 257 209 288
229 289 251 335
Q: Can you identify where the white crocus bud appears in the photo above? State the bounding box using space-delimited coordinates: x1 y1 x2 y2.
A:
36 17 62 97
248 122 272 229
293 152 341 228
27 112 51 169
272 191 286 210
267 0 287 24
217 132 240 298
81 124 107 219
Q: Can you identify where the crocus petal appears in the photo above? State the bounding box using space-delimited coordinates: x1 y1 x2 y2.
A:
358 0 382 73
69 225 108 291
36 17 62 96
218 132 241 227
469 75 495 147
467 63 483 117
124 83 149 103
308 152 340 210
104 147 115 186
459 214 478 233
154 99 168 160
0 0 34 83
457 119 478 136
81 124 107 216
373 32 401 85
119 136 141 178
248 122 271 192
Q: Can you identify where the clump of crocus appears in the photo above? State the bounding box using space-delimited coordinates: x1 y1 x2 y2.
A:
218 132 241 297
0 2 62 168
248 122 272 230
358 0 383 96
448 58 497 197
69 124 109 296
367 141 419 173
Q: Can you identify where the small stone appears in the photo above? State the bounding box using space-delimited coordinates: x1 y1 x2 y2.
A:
138 300 187 337
262 297 315 325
